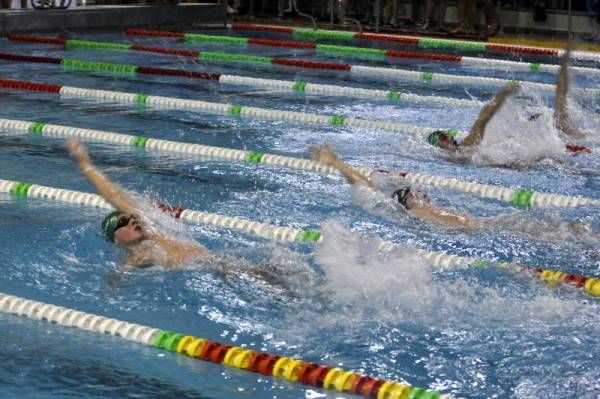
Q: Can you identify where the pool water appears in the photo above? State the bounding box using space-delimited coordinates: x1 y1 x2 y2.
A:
0 30 599 398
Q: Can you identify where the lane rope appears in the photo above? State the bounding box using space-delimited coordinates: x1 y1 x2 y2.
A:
1 178 598 297
225 26 600 75
0 292 453 399
0 51 483 108
1 117 598 208
228 23 600 64
125 29 600 96
8 34 600 98
124 28 600 89
1 78 594 163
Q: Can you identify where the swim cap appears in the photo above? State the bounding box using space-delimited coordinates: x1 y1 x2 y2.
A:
392 187 412 209
101 211 121 243
426 130 458 147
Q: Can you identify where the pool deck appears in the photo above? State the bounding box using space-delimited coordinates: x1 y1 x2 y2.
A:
0 3 225 36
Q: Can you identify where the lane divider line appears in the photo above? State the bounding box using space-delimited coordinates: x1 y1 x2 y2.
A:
8 34 600 98
0 77 460 135
1 117 598 208
228 23 600 64
124 27 600 81
0 292 453 399
0 51 483 108
0 77 592 161
120 29 600 96
1 178 598 297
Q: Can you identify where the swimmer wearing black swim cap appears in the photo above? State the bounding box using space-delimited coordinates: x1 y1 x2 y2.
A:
309 144 479 229
391 187 432 210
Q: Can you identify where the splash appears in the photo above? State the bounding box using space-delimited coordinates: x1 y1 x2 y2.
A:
350 179 413 225
312 220 596 329
468 90 565 167
487 211 600 248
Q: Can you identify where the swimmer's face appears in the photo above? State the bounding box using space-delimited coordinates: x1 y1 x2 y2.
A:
438 133 459 151
405 189 431 209
113 214 147 246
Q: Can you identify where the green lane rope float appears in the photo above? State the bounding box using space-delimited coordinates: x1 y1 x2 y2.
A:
0 77 470 135
0 51 484 108
1 118 598 209
125 27 600 77
7 35 600 99
0 178 598 297
228 23 600 64
0 292 453 399
0 78 589 159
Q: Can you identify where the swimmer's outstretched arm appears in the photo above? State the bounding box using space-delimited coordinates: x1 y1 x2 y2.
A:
68 138 138 215
410 207 480 229
462 83 520 147
309 144 376 189
554 44 586 139
69 139 208 265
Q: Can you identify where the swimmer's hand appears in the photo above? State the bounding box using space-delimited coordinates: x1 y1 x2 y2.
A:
309 144 339 165
68 138 91 166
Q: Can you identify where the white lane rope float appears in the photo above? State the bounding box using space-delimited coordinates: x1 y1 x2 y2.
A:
1 118 598 208
1 178 598 297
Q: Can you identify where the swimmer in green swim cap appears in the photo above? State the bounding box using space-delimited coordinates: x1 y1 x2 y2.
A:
430 44 589 154
427 82 520 153
69 139 207 268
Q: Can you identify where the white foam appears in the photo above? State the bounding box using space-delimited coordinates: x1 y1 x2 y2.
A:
469 93 565 167
312 220 599 329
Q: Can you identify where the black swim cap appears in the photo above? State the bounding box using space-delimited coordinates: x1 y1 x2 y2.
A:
392 187 412 209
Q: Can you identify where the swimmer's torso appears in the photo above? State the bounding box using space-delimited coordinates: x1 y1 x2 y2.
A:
125 236 208 268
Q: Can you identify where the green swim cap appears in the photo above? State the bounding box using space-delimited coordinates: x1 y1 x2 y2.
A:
101 211 121 243
427 129 458 146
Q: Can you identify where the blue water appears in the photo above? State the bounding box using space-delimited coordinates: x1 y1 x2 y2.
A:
0 30 599 398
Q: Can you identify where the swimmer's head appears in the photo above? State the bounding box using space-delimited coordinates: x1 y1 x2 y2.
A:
427 130 459 151
392 187 432 210
101 211 146 246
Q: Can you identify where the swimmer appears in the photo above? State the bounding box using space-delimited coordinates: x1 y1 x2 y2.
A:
68 138 207 268
554 43 587 139
310 144 600 243
429 47 590 155
309 144 480 229
425 82 520 153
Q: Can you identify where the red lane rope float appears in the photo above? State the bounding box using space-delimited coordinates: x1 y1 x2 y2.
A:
248 352 281 375
486 43 559 57
385 49 462 62
124 28 184 38
7 34 67 46
0 52 223 80
135 66 220 80
229 23 567 59
123 27 471 64
0 53 62 64
129 45 200 57
231 23 294 34
247 37 316 49
270 57 352 70
0 78 61 93
355 32 420 45
565 144 592 154
8 34 355 72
